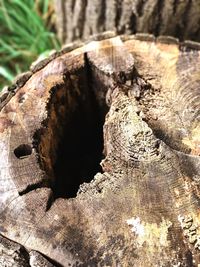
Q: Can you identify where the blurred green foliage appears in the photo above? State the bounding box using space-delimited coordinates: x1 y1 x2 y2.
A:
0 0 60 90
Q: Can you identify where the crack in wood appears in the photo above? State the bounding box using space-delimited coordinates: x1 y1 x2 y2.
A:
0 34 199 266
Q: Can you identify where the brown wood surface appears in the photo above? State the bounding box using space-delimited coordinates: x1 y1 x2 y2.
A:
0 33 200 266
54 0 200 43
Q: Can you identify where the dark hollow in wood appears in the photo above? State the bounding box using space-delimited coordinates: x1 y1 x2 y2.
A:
53 99 104 198
0 36 199 266
32 66 104 199
14 144 32 159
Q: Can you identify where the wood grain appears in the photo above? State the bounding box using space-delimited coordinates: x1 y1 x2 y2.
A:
0 34 199 266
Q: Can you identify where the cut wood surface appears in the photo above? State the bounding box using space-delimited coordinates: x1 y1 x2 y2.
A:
0 33 200 266
54 0 200 43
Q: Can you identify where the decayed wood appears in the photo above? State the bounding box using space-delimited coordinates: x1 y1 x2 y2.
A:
0 33 200 266
54 0 200 43
0 234 54 266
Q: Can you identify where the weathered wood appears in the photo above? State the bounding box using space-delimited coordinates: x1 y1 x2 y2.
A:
54 0 200 43
0 234 54 266
0 34 200 266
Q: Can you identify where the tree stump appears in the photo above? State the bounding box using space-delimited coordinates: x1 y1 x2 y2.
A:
54 0 200 43
0 33 200 266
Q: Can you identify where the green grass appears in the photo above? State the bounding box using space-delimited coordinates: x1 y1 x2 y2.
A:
0 0 60 90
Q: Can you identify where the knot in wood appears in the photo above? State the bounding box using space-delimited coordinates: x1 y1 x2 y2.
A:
104 94 160 163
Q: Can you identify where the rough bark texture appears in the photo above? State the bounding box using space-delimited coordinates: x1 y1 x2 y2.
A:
0 33 200 266
54 0 200 43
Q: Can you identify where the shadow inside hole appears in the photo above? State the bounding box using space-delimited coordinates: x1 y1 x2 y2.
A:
14 144 32 159
53 90 104 199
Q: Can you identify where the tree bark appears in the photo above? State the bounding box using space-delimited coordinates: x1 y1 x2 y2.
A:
54 0 200 43
0 33 200 266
